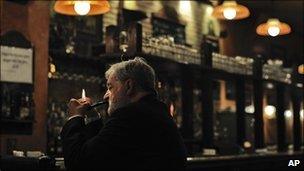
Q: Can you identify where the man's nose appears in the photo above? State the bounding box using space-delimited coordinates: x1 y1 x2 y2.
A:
103 90 109 100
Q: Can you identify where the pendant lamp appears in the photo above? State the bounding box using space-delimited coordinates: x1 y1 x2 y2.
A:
256 18 291 37
212 1 250 20
54 0 110 16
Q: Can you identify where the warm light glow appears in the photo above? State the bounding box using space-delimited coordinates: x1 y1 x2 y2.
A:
267 26 280 37
179 0 192 18
296 83 303 88
170 103 175 116
54 0 110 16
266 83 274 89
284 110 292 118
48 72 52 78
212 1 250 20
243 141 251 148
74 1 91 16
298 64 304 74
158 81 162 89
256 18 291 36
245 105 255 114
223 8 236 20
300 110 304 120
264 105 276 119
50 63 56 73
206 6 214 16
82 89 86 100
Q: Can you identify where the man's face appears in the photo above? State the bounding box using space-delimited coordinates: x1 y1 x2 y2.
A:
103 73 129 115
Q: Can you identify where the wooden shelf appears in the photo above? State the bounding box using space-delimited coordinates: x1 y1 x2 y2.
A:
1 119 35 124
1 119 34 135
49 50 296 87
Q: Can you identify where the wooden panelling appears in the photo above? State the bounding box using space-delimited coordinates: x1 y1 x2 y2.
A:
0 1 49 155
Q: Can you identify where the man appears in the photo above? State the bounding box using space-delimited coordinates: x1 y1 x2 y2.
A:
61 57 187 171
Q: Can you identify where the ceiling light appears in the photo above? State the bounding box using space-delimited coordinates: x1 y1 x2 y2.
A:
223 8 236 20
54 0 110 16
74 1 91 15
256 18 291 37
212 1 250 20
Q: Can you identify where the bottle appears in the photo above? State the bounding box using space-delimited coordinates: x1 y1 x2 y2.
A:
29 93 35 120
119 29 128 53
47 101 57 156
1 86 11 119
19 92 30 120
10 91 20 119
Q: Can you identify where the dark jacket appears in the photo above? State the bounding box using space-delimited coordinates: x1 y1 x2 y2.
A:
61 94 187 171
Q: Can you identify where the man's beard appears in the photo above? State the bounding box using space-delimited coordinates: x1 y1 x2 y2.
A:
107 96 129 115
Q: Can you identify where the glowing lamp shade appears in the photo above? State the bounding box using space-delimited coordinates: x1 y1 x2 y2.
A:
256 18 291 37
54 0 110 16
212 1 250 20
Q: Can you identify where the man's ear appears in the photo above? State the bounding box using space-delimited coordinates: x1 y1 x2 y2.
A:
125 79 136 96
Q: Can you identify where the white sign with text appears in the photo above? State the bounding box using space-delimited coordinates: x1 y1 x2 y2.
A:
1 45 33 84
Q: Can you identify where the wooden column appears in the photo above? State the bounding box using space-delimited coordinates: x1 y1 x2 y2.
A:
181 65 194 154
181 65 194 139
253 55 265 149
291 65 302 151
276 84 287 152
0 1 49 154
291 86 302 151
236 77 245 147
201 70 214 148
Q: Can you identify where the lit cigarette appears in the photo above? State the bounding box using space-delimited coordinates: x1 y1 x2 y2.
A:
82 89 86 100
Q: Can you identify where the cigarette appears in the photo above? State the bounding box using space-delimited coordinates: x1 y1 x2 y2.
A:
82 89 86 101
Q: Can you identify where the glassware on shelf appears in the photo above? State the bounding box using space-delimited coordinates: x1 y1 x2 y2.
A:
49 71 103 84
212 53 254 75
262 59 292 84
47 100 68 156
142 32 201 65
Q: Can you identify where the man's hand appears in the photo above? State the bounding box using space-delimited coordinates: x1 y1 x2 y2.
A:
68 97 92 117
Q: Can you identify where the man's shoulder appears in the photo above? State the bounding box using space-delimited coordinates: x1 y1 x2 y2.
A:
112 98 165 116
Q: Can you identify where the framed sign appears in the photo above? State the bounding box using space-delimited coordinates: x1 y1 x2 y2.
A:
1 45 33 84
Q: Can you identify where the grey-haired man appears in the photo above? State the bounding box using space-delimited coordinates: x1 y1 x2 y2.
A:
61 57 187 170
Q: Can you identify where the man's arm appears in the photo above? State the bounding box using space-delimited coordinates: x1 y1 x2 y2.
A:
60 114 131 170
60 117 87 170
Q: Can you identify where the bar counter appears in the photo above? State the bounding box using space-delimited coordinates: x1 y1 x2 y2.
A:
1 151 303 171
187 151 304 171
